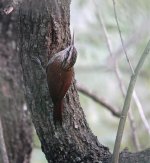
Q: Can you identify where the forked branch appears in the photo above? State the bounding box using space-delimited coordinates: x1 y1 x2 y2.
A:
112 40 150 163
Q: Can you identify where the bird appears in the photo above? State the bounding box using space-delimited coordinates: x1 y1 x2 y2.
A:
46 35 77 126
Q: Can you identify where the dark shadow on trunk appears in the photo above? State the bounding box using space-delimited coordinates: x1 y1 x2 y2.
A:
0 2 33 163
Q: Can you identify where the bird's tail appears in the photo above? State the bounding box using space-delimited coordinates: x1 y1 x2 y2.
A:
53 101 63 126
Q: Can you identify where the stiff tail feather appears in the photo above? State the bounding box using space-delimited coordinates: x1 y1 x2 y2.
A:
53 101 63 126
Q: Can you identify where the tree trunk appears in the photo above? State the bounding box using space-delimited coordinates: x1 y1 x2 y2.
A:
0 3 33 163
17 0 150 163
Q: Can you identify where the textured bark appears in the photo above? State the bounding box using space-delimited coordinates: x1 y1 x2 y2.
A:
0 118 9 163
0 3 33 163
17 0 150 163
118 149 150 163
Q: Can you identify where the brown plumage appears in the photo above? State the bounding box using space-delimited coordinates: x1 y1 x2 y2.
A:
46 38 77 126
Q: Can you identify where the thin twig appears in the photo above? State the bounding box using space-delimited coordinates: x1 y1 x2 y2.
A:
94 0 140 150
112 0 150 136
112 19 150 60
128 109 141 150
0 117 9 163
77 83 121 117
94 7 113 58
133 92 150 135
112 40 150 163
114 65 141 150
112 0 134 74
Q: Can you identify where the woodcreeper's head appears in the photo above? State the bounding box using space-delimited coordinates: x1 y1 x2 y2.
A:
62 34 77 71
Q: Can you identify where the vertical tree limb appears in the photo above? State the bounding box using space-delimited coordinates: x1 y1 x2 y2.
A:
112 40 150 163
112 0 134 74
94 0 140 150
112 0 150 136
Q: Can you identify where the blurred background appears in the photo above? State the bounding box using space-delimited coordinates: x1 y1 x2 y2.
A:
31 0 150 162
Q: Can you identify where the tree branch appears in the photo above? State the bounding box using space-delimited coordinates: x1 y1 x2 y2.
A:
112 0 134 74
94 0 141 150
112 19 150 60
112 0 150 136
112 40 150 163
133 92 150 135
77 83 121 118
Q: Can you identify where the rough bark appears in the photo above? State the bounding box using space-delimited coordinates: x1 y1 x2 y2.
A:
16 0 150 163
118 149 150 163
0 2 33 163
0 118 9 163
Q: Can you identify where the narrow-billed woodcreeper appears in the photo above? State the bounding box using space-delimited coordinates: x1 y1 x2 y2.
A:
46 36 77 125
